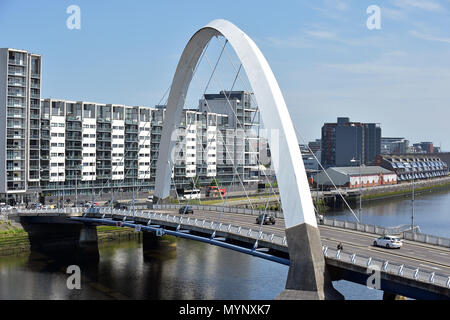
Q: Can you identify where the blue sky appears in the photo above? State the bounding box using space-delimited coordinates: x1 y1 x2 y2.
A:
1 0 450 150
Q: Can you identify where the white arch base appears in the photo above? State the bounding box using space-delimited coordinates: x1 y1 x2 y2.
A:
154 19 343 299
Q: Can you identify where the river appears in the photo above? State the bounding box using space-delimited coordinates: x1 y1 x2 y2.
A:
0 189 449 300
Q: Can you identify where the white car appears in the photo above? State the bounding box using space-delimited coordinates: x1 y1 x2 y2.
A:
373 235 403 249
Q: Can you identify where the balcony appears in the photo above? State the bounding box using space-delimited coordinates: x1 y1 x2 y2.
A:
97 127 112 132
66 115 81 122
7 91 25 98
7 103 25 108
8 69 26 77
7 176 25 182
97 118 111 123
66 145 82 151
7 113 25 119
97 137 111 142
8 80 26 87
66 125 82 131
66 135 82 141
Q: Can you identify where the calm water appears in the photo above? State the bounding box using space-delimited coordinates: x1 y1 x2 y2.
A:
330 187 450 238
0 189 449 300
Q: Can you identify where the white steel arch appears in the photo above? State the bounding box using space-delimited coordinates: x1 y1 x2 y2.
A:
155 19 316 230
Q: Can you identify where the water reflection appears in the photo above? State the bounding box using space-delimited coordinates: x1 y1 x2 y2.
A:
1 190 449 300
330 188 450 237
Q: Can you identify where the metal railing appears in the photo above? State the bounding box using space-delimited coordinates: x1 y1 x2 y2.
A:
5 206 450 290
15 202 443 249
95 207 450 290
322 244 450 289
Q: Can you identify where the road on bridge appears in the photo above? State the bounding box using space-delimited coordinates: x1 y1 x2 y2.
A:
155 208 450 279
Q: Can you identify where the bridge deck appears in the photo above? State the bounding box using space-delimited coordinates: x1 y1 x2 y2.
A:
8 207 450 299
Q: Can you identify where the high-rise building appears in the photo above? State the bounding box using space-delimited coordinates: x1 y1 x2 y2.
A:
199 91 260 183
0 48 41 202
321 117 381 168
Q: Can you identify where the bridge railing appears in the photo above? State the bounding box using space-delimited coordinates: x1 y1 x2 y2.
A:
321 217 450 248
402 231 450 248
11 206 450 249
322 217 406 235
153 203 282 218
91 208 450 289
323 245 450 289
4 207 86 216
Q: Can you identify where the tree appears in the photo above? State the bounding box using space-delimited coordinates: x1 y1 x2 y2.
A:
189 175 201 189
210 178 220 187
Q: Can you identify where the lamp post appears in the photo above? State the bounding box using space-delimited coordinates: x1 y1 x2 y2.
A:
75 164 81 207
93 160 101 205
411 177 415 232
351 157 362 223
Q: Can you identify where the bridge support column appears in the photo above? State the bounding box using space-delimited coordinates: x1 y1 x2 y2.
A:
275 223 344 300
78 225 100 261
143 232 161 251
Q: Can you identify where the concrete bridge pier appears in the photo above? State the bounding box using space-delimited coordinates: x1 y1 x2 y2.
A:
143 232 161 251
275 223 344 300
78 225 100 260
142 232 176 261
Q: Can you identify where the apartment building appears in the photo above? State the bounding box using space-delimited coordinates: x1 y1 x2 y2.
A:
0 48 41 203
0 50 262 203
0 99 259 202
199 91 260 183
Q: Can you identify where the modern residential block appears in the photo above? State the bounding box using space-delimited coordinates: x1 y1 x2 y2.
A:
0 48 41 202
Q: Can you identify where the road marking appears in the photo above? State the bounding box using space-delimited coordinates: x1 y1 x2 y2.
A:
420 263 441 271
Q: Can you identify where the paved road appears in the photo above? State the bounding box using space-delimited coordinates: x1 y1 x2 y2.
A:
154 208 450 278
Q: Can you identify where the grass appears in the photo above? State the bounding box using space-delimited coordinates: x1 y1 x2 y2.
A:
171 194 280 206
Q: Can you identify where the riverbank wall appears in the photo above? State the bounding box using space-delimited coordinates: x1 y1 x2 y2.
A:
360 176 450 201
0 225 141 257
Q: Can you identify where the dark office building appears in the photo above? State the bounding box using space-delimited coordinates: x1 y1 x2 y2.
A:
321 117 381 168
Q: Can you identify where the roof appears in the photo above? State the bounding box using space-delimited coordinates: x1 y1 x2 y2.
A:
330 166 394 176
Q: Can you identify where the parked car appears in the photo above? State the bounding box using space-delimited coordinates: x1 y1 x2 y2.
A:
179 205 194 214
27 203 42 209
373 235 403 249
105 200 122 209
72 201 85 207
256 213 276 225
146 195 154 203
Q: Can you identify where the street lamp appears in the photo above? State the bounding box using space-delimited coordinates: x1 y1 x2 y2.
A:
75 164 81 207
93 160 101 204
350 157 362 223
411 176 415 232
